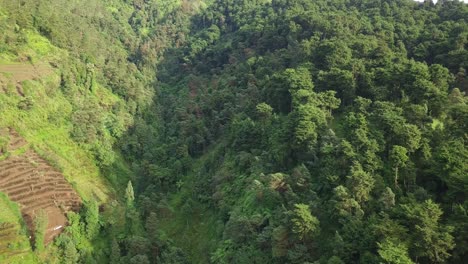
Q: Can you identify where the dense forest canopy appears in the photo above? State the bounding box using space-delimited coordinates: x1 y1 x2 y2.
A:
0 0 467 263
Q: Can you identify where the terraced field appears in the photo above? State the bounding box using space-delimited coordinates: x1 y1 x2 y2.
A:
0 128 81 245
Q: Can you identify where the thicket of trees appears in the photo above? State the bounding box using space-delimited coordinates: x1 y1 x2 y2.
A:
0 0 197 262
120 0 468 263
0 0 467 263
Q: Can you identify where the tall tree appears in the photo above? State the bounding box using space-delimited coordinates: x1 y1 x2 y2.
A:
291 203 320 241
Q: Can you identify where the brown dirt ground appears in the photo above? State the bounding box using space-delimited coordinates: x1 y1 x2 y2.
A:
0 63 53 96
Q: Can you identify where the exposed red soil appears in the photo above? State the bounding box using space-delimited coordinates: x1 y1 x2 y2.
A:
0 130 81 245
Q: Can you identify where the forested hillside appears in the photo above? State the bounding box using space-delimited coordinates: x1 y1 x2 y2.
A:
0 0 467 263
0 0 199 262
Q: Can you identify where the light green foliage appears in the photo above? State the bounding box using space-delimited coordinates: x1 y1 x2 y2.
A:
292 102 326 150
33 210 48 252
0 193 34 263
256 102 273 120
55 234 80 264
65 212 85 250
284 67 314 94
125 180 135 207
84 200 100 240
291 203 320 241
317 90 341 117
379 187 396 210
378 239 414 264
0 192 22 223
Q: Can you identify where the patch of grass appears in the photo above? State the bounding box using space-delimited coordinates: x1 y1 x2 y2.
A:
0 71 13 78
0 193 36 264
6 252 38 264
0 192 22 223
25 31 56 57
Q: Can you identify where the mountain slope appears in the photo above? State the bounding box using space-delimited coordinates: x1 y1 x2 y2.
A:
125 0 468 263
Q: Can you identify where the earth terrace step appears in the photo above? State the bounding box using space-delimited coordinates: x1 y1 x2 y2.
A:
12 187 55 202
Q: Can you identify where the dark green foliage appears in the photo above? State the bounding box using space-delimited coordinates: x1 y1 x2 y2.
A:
110 239 121 264
55 235 80 264
126 1 468 263
401 200 455 263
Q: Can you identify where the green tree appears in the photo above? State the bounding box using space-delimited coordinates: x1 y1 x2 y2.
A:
255 102 273 120
332 185 364 219
435 140 468 198
145 212 159 242
327 256 345 264
317 90 341 118
378 239 414 264
84 200 100 240
63 239 80 264
291 203 320 241
402 200 455 262
126 180 135 207
379 187 396 210
317 68 355 105
66 211 85 250
346 161 375 204
389 145 408 187
110 239 121 264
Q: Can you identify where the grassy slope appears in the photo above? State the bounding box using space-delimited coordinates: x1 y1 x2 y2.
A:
0 30 120 201
0 21 131 264
0 193 21 223
0 192 36 264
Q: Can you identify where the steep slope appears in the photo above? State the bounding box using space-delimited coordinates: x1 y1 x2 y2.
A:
0 128 81 245
0 193 35 263
123 0 468 263
0 0 206 263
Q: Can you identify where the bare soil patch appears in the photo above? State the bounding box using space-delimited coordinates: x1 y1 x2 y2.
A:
0 63 53 96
